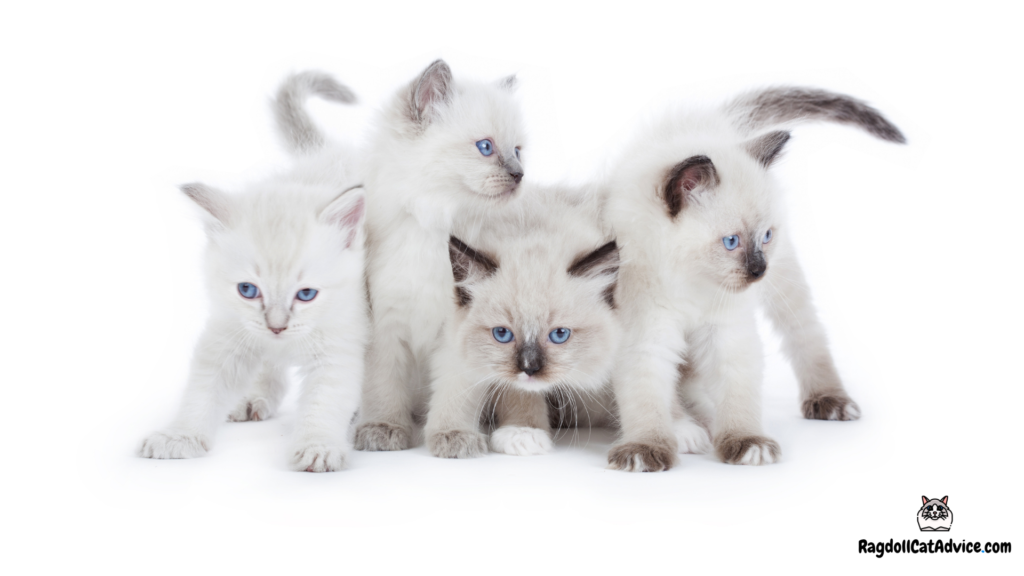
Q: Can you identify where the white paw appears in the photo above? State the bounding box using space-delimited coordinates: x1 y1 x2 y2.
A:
227 397 274 422
673 418 712 455
291 442 349 472
738 443 779 465
489 426 553 456
139 430 208 459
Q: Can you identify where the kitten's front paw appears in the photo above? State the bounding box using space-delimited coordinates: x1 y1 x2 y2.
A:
427 430 488 459
354 422 411 451
607 439 676 472
673 418 712 455
802 392 861 421
227 397 274 422
138 431 209 459
291 443 349 473
489 426 553 456
715 434 781 465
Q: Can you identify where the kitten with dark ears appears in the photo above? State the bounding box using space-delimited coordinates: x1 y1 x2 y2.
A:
138 72 367 472
354 60 528 456
605 87 905 471
430 187 620 457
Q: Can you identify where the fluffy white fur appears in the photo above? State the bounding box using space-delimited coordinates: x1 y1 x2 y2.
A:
139 72 367 472
354 60 528 455
604 87 904 471
434 185 620 457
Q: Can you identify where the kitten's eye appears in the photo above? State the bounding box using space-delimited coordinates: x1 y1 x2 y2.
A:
514 146 521 159
548 328 571 344
475 139 494 156
238 282 260 299
938 506 944 511
722 235 740 251
296 288 318 302
763 229 773 244
927 506 933 511
492 327 514 343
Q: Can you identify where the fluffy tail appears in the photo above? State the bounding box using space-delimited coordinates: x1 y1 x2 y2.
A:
274 71 357 154
727 87 906 144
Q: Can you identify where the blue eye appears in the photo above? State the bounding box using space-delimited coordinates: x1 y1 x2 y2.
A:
723 235 740 250
514 146 521 159
549 328 571 344
476 139 494 156
296 288 318 302
238 282 260 299
763 229 773 244
492 327 514 343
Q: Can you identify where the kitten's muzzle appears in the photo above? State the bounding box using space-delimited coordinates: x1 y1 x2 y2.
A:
745 248 767 281
516 341 545 377
501 156 524 185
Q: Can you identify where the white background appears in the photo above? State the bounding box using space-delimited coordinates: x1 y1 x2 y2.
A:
2 1 1021 574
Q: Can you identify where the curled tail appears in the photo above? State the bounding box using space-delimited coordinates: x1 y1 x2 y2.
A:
274 71 357 154
727 87 906 144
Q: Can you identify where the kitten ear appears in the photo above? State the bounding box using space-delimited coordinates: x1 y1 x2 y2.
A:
663 155 719 218
941 496 948 505
745 130 791 168
319 186 366 249
498 74 518 92
568 240 620 307
922 496 929 505
448 235 498 307
180 182 231 227
411 59 453 124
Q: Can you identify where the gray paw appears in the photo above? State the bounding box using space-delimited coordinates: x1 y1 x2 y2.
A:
802 393 861 421
354 422 410 451
715 433 781 465
607 439 676 472
427 430 487 459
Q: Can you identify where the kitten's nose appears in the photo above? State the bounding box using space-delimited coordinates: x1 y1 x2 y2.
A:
269 326 287 335
510 171 523 184
516 342 545 377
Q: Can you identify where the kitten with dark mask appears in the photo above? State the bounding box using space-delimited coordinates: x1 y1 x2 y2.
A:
605 87 905 471
427 186 620 457
917 496 953 531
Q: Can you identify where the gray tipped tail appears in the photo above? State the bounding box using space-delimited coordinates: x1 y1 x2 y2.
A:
728 87 906 144
274 71 357 154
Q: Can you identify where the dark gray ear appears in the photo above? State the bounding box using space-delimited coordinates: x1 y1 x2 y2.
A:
745 131 791 168
448 236 498 307
180 182 231 225
663 156 719 218
568 240 620 307
412 59 453 124
498 74 518 92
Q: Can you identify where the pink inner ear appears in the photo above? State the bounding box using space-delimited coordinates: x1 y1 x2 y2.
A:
336 196 365 231
941 496 948 504
922 496 928 505
680 164 709 192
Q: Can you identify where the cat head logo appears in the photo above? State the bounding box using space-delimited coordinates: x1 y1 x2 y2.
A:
917 495 953 532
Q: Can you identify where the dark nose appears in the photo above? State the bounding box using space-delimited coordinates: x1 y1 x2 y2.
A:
517 342 544 376
746 249 767 280
270 326 286 334
510 171 523 184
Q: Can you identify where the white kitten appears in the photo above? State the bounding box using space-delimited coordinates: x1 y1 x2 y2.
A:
139 72 368 472
605 88 904 471
354 60 526 454
430 186 620 458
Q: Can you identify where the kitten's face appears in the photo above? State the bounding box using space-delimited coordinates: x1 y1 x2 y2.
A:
407 60 526 199
449 237 620 394
185 183 365 341
655 137 785 294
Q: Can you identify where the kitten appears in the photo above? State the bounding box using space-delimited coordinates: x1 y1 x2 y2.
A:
917 496 953 531
432 186 620 457
138 72 368 472
605 87 905 471
354 60 526 455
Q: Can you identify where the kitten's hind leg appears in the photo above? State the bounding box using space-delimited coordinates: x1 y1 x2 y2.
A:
489 387 553 456
354 326 417 451
760 237 860 421
227 361 288 422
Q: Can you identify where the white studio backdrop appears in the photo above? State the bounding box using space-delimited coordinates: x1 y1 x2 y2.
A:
1 2 1021 574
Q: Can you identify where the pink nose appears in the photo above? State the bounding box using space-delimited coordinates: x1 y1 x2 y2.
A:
270 326 286 335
